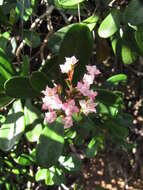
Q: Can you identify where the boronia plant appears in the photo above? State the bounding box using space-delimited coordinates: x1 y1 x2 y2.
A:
42 56 100 128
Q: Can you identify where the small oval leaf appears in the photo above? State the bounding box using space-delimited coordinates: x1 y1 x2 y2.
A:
98 9 120 38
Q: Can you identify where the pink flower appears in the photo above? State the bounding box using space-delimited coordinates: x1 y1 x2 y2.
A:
42 86 62 110
83 74 94 86
42 94 62 110
42 86 57 97
76 82 90 97
85 90 98 100
86 65 101 76
60 56 78 73
62 116 73 128
45 111 57 123
79 99 96 115
62 99 79 116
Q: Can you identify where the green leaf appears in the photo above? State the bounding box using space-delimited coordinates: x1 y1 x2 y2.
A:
0 93 13 108
59 154 81 172
48 24 73 53
107 74 127 84
0 100 25 151
98 9 120 38
4 76 40 98
35 168 49 182
135 27 143 54
96 89 123 107
123 0 143 25
15 153 33 166
0 49 14 75
24 99 43 142
86 134 104 158
121 43 137 64
20 55 30 76
36 166 65 186
86 137 98 158
55 0 85 9
58 23 93 84
30 71 53 92
82 15 99 31
36 121 64 167
23 30 41 48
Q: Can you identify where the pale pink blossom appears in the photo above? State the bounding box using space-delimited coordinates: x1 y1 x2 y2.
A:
62 116 73 128
85 90 98 100
42 86 62 110
62 99 79 116
86 65 101 76
79 99 96 115
42 86 57 97
60 56 78 73
83 74 94 86
42 95 62 110
77 82 90 97
45 111 57 123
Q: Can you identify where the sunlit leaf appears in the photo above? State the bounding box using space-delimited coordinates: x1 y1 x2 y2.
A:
0 100 25 151
36 121 64 167
98 9 120 38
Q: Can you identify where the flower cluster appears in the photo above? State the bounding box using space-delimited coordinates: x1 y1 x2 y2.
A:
42 56 100 128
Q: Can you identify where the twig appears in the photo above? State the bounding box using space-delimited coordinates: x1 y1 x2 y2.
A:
77 3 81 23
40 16 53 61
16 5 54 63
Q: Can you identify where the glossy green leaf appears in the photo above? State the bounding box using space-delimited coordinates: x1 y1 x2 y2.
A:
107 74 127 84
55 0 85 9
35 168 49 182
96 89 123 107
0 100 25 151
135 28 143 54
36 121 64 167
82 15 99 31
86 134 104 158
58 23 93 84
48 24 73 53
15 153 33 166
36 166 65 186
59 154 81 172
30 71 53 92
4 76 40 98
24 99 43 142
121 43 137 64
0 93 13 108
98 9 120 38
48 166 65 185
86 137 98 158
123 0 143 25
0 49 14 75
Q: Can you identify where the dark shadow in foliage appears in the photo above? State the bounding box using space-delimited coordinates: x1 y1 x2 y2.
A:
4 112 23 124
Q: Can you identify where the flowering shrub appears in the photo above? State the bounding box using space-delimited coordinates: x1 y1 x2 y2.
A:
42 56 100 128
0 0 138 189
